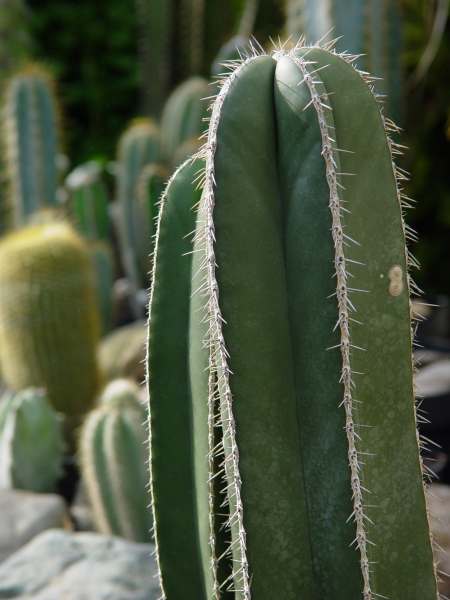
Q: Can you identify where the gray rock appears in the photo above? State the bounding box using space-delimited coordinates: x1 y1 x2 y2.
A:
0 529 160 599
70 481 94 532
428 483 450 597
0 490 67 563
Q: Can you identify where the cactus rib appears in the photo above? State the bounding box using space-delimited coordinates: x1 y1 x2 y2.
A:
197 56 256 600
291 47 372 598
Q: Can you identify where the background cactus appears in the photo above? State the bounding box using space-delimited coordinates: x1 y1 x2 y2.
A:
115 118 160 311
160 76 209 164
286 0 404 123
147 44 438 599
3 64 61 225
79 378 152 542
89 241 114 335
0 388 64 493
135 0 173 116
0 222 101 441
136 163 168 277
65 161 111 242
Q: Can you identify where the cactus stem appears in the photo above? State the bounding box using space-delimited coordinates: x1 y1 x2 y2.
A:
197 49 270 598
147 159 200 600
289 48 373 599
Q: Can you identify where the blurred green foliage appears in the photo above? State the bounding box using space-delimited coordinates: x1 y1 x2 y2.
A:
28 1 140 163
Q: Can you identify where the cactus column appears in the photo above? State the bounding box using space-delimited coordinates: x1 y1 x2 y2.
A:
79 378 152 542
147 43 438 600
0 222 101 441
116 118 161 307
3 64 60 224
0 388 64 493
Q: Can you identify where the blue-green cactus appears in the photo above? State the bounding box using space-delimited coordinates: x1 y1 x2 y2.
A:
79 378 152 542
3 64 60 224
0 388 64 493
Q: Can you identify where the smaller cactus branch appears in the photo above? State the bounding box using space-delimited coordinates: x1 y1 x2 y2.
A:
198 49 268 598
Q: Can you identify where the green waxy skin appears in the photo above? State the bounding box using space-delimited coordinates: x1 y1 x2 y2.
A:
147 159 206 599
80 378 152 542
3 65 60 225
0 388 64 493
147 45 438 599
0 222 101 443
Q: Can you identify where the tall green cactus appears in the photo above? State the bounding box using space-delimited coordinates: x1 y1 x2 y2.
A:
286 0 403 123
66 161 110 242
161 77 209 163
147 44 439 599
116 118 160 307
79 378 152 542
3 64 61 225
0 222 101 441
0 388 64 493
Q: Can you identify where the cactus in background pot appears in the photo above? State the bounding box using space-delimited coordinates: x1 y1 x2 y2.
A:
79 378 152 542
115 119 160 309
0 222 101 442
66 161 110 242
89 241 115 335
286 0 403 122
147 43 438 599
160 77 209 163
0 388 64 493
3 64 61 225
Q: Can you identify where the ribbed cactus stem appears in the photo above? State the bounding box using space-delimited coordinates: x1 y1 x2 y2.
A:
66 161 110 242
161 77 209 163
0 222 101 442
291 49 372 596
116 118 160 305
148 41 439 599
200 57 253 599
3 64 60 224
80 378 151 542
0 388 64 493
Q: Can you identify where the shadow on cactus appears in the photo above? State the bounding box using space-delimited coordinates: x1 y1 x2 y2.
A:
79 378 152 543
147 41 439 599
